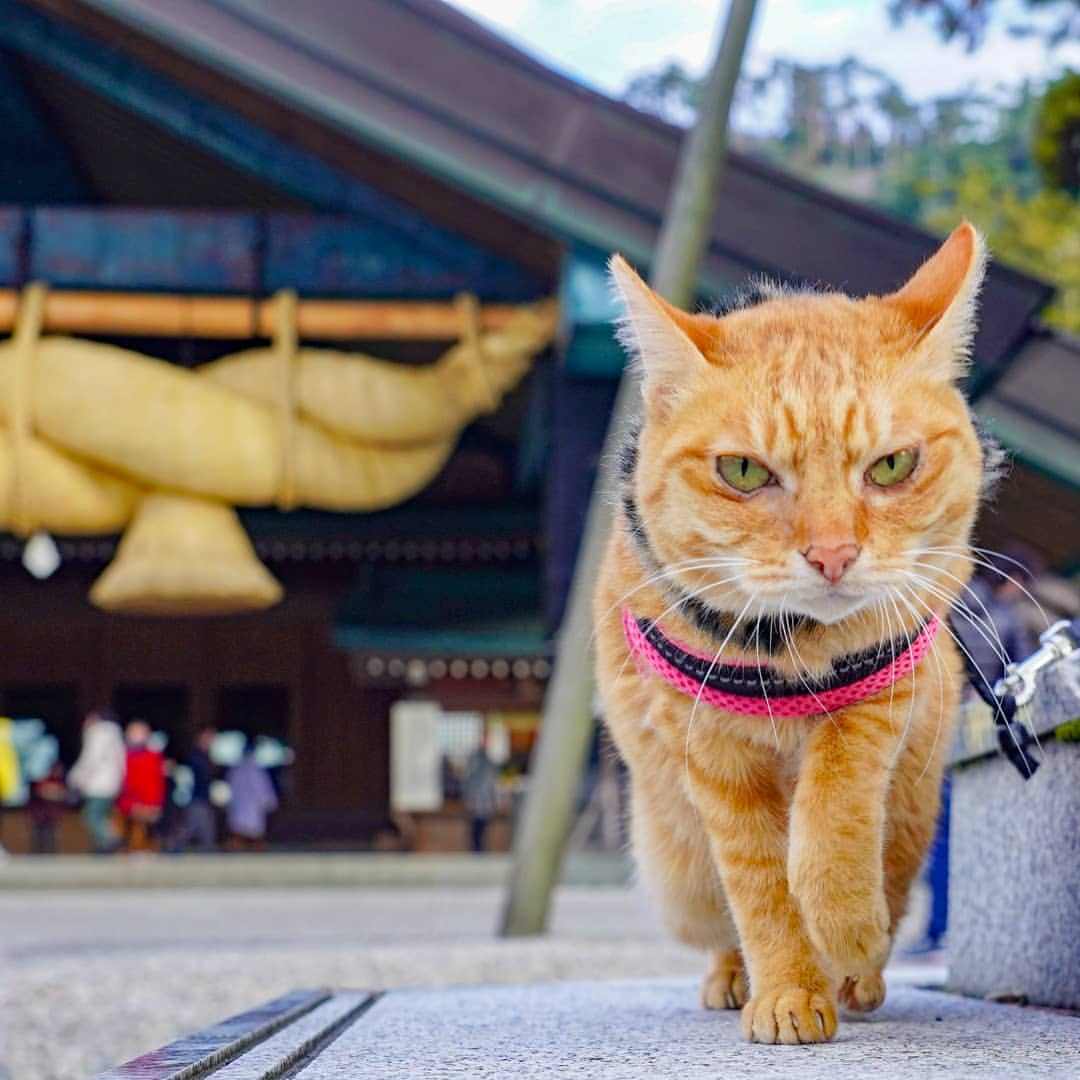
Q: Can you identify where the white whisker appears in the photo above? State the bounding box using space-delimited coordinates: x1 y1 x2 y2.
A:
885 588 919 763
593 556 755 639
906 558 1012 663
900 585 947 786
607 576 746 693
781 601 841 735
911 545 1050 630
899 583 1042 758
684 595 755 792
879 596 898 738
754 614 779 750
902 570 1012 672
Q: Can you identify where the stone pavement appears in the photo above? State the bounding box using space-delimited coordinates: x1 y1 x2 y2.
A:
101 978 1080 1079
0 875 946 1080
3 862 1044 1080
0 881 693 1080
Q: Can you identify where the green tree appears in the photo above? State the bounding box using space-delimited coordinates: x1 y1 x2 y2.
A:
888 0 1080 50
622 27 1077 334
926 173 1080 332
1034 70 1080 192
624 61 700 123
876 82 921 157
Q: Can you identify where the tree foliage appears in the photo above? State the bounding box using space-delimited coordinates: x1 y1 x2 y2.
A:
624 61 700 124
924 170 1080 332
888 0 1080 51
1034 70 1080 191
622 50 1080 332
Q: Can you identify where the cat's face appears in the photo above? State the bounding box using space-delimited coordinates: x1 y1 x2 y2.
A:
612 224 988 627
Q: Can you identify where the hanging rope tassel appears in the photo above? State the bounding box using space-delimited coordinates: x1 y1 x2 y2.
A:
10 281 48 538
454 292 496 414
273 288 299 512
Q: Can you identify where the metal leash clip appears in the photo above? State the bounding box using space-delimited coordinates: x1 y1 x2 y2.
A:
986 619 1080 780
993 620 1078 708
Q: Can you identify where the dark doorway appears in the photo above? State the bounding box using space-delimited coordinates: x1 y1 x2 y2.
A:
3 684 80 765
113 685 191 760
215 685 291 745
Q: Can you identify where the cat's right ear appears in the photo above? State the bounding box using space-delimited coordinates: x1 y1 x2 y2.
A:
608 255 712 418
880 221 987 381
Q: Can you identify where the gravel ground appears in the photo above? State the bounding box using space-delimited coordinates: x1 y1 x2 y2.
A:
0 884 704 1079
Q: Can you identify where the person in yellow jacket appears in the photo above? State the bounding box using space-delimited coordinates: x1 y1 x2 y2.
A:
0 716 23 857
0 717 20 804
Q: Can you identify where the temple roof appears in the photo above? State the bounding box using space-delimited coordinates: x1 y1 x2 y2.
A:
12 0 1053 389
0 0 1073 489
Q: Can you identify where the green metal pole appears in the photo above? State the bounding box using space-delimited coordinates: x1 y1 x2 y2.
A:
500 0 760 937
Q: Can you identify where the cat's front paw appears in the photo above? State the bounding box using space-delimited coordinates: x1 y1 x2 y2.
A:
838 970 887 1013
741 986 837 1044
800 893 891 981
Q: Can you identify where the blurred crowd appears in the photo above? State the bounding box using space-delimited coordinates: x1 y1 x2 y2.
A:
0 544 1074 863
0 713 282 856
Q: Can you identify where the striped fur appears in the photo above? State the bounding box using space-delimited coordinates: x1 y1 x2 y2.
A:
595 224 988 1044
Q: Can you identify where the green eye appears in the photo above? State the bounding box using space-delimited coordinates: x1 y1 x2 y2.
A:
867 448 918 487
717 455 774 493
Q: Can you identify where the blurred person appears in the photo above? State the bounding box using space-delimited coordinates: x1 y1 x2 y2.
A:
0 716 21 857
68 709 125 853
225 744 277 850
156 756 181 848
0 716 21 806
170 726 218 853
462 735 499 853
440 753 461 802
117 719 166 853
29 760 68 854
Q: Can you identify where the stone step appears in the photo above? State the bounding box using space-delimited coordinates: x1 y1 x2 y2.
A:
96 977 1080 1079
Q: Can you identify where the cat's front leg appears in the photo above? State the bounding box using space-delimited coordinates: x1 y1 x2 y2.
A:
788 705 899 992
688 748 837 1045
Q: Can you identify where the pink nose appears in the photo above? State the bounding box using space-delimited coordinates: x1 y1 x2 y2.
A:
803 542 860 583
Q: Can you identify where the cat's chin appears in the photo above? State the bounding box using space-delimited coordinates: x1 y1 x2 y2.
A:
783 592 871 626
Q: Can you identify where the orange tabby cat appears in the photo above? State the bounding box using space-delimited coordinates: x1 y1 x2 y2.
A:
595 223 989 1044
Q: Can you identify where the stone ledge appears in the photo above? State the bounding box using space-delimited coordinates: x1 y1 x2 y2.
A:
0 852 632 890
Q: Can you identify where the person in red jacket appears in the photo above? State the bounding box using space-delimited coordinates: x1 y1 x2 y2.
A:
117 719 166 853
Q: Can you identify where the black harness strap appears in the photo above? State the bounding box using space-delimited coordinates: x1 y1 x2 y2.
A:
950 617 1040 779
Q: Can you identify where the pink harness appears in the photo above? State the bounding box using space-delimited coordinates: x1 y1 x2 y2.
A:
622 606 939 718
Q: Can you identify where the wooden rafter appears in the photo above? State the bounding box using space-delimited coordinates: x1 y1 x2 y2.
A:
0 289 535 341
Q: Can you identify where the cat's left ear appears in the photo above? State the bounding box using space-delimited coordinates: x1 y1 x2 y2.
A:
881 221 987 381
608 255 715 418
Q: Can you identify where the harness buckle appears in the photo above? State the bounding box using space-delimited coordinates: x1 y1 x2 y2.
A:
993 619 1077 708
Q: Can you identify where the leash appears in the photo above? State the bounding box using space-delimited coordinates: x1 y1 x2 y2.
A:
967 618 1080 780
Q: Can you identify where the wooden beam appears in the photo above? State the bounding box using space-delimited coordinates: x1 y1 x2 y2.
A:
0 289 534 340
